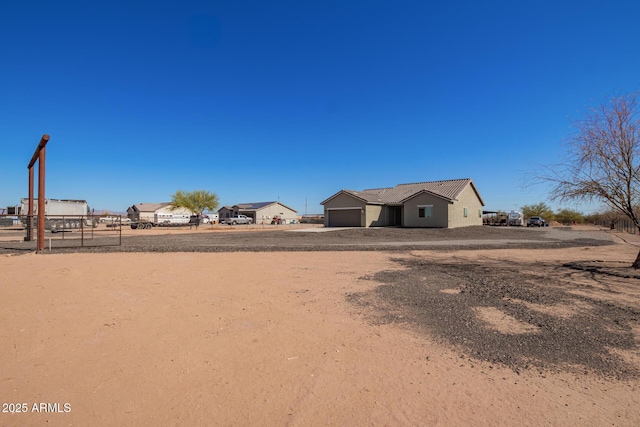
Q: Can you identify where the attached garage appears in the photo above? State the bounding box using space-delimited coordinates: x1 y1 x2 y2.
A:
322 178 485 228
327 208 361 227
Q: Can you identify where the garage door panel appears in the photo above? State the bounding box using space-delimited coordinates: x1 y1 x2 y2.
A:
328 209 361 227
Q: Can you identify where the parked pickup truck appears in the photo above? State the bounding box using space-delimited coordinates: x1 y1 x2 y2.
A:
223 215 253 225
527 216 545 227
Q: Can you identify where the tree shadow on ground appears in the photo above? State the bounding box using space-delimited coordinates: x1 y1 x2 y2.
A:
564 260 640 279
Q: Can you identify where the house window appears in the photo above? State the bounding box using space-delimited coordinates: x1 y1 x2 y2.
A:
464 207 468 218
418 205 432 218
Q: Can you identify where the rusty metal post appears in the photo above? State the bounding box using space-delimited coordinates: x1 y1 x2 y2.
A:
37 146 46 251
26 167 34 241
27 134 49 250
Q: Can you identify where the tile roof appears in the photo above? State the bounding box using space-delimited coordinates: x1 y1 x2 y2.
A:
339 190 385 204
323 178 484 206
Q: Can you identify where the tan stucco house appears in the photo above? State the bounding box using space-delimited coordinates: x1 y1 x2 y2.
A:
218 201 297 224
321 178 484 228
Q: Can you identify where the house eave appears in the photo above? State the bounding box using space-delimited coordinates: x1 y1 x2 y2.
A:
321 190 378 205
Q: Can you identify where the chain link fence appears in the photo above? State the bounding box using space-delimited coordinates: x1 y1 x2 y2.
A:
594 218 637 234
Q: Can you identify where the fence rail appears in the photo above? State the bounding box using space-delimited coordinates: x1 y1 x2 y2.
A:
0 214 122 250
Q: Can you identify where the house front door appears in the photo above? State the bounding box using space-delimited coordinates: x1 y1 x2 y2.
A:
389 206 402 226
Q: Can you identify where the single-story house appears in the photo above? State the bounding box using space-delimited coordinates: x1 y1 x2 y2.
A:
218 201 297 224
126 202 193 223
321 178 484 228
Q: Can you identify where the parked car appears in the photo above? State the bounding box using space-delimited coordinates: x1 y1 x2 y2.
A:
101 216 130 224
527 216 545 227
223 215 253 225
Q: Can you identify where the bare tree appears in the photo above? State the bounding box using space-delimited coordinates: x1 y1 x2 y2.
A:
538 92 640 267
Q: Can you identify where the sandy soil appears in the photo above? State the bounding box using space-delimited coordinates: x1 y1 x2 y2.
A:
1 236 639 425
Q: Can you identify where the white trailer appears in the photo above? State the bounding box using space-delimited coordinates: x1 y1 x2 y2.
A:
12 198 97 231
129 211 192 229
506 211 525 226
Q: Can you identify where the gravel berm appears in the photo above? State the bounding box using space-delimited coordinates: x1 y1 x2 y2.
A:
0 225 617 254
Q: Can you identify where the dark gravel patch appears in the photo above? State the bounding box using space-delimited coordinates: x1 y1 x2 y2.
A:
0 226 616 254
349 257 640 379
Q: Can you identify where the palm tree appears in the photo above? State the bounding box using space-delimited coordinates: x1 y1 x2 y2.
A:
170 190 219 228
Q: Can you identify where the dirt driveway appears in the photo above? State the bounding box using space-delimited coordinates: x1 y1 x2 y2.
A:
1 227 639 425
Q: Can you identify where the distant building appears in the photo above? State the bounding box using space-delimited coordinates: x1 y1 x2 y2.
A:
218 201 297 224
321 178 484 228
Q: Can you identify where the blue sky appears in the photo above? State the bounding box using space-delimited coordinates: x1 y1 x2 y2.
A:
2 1 639 215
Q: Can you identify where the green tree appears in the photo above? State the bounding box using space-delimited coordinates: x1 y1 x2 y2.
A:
521 202 554 220
583 212 601 224
554 208 584 224
170 190 219 228
536 92 640 268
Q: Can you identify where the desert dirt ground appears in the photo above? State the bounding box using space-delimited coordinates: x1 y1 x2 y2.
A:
1 227 640 426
